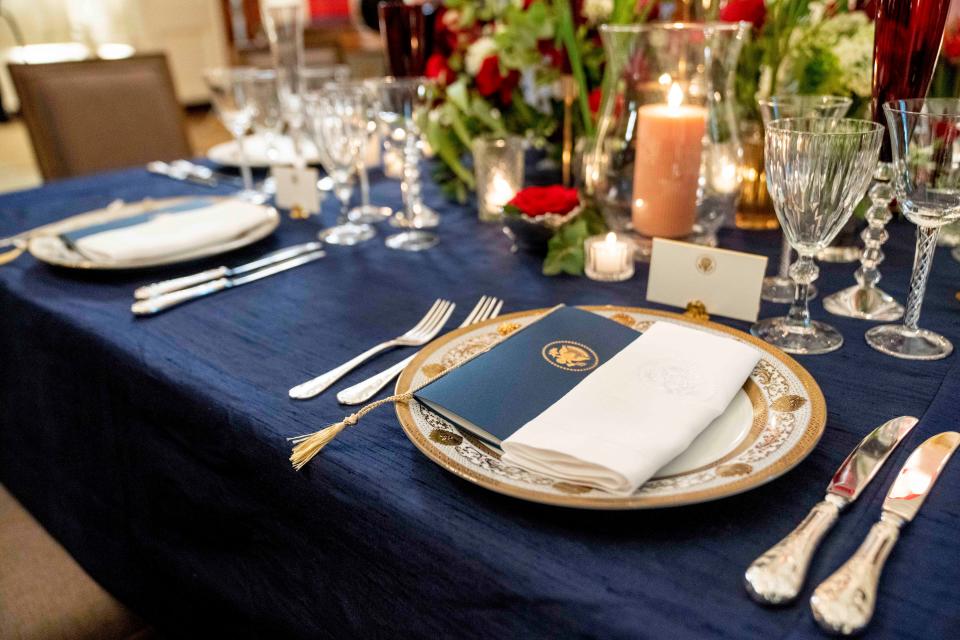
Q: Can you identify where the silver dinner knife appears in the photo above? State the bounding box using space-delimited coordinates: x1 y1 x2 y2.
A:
131 249 325 316
810 431 960 635
744 416 918 605
134 241 324 299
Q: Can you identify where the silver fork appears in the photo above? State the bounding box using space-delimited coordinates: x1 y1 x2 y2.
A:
336 295 503 405
289 299 455 400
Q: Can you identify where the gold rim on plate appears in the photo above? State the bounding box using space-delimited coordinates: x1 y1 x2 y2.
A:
395 305 826 510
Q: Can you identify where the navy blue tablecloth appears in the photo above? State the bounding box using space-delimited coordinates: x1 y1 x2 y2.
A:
1 166 959 639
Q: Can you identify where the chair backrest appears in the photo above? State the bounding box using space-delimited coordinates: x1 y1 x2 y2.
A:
10 54 192 181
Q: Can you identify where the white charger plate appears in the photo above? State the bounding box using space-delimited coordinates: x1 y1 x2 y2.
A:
207 135 321 168
27 197 279 270
396 306 826 509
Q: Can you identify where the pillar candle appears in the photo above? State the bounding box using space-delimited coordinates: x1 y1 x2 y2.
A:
632 83 707 238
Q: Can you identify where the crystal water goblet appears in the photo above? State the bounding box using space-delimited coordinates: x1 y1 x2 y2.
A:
303 88 376 245
246 68 284 162
203 67 261 201
865 99 960 360
756 96 853 304
751 118 883 355
373 76 438 251
337 79 393 224
278 65 350 170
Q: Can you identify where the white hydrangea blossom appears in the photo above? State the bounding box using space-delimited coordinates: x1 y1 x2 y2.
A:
465 36 498 76
582 0 613 24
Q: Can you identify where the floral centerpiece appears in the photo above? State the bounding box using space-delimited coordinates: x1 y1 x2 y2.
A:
503 185 606 275
724 0 875 119
421 0 643 202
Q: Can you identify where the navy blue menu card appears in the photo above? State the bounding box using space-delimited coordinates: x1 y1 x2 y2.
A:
415 305 640 444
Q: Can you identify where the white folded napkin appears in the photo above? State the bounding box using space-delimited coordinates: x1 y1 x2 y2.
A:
73 200 272 263
500 321 761 495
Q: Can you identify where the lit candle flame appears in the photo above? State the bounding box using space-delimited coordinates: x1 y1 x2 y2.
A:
667 83 684 110
605 231 617 244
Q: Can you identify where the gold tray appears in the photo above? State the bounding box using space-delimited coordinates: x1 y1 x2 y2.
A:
396 306 825 510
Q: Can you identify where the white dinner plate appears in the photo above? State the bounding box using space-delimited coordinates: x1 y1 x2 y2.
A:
27 197 279 270
396 306 826 509
207 135 321 168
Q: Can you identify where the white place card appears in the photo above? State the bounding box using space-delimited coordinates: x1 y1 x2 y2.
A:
272 166 321 214
646 238 768 322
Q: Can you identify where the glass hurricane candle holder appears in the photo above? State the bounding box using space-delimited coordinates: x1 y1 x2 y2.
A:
473 136 525 223
590 22 747 258
585 232 635 282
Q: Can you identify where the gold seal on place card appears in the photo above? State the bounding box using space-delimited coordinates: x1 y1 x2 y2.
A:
647 239 768 323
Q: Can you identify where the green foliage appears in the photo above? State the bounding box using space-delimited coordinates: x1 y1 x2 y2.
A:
542 205 607 276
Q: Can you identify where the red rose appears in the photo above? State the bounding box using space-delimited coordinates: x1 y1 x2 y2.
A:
507 186 580 217
720 0 766 29
425 54 453 85
538 40 565 70
636 0 660 20
475 55 519 105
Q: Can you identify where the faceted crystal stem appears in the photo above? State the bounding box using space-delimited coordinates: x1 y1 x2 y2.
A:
855 182 894 289
358 159 372 207
904 226 940 332
786 254 818 329
400 124 422 224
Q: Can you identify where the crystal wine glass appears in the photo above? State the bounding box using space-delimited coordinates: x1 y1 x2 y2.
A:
373 76 439 251
756 96 853 304
751 118 883 355
203 67 261 201
340 79 392 224
865 99 960 360
246 68 284 162
303 88 376 245
277 65 350 172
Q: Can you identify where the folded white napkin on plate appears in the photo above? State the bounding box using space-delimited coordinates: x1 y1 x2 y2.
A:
73 200 272 263
500 321 761 495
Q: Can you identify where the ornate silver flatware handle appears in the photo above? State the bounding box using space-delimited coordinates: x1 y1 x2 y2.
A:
135 267 230 299
131 278 229 316
744 498 841 605
289 342 398 400
336 354 414 405
810 516 901 636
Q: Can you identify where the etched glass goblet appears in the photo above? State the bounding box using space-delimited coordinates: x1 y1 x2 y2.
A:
303 89 376 245
203 67 260 201
751 118 883 355
757 96 852 303
866 99 960 360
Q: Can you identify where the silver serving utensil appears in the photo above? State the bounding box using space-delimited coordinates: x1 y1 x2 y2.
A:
810 431 960 635
134 241 324 299
131 249 325 316
336 296 503 405
289 298 456 400
744 416 918 605
171 160 247 188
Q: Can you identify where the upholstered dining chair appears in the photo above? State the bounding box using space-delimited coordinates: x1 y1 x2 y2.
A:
9 54 192 181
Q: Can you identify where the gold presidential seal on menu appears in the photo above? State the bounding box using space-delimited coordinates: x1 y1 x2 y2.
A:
542 340 599 372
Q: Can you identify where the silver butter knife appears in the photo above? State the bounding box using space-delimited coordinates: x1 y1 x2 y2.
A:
744 415 918 605
134 241 324 299
131 249 325 316
811 431 960 635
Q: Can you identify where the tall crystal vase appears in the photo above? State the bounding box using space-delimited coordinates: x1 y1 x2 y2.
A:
590 23 748 259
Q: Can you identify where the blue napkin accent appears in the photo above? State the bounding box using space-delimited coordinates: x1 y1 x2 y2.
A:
60 199 214 245
415 306 640 444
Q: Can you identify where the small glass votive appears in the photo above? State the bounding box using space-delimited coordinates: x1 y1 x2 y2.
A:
585 232 635 281
472 135 524 222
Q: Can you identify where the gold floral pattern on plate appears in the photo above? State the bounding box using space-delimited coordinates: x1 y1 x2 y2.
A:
396 306 826 510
